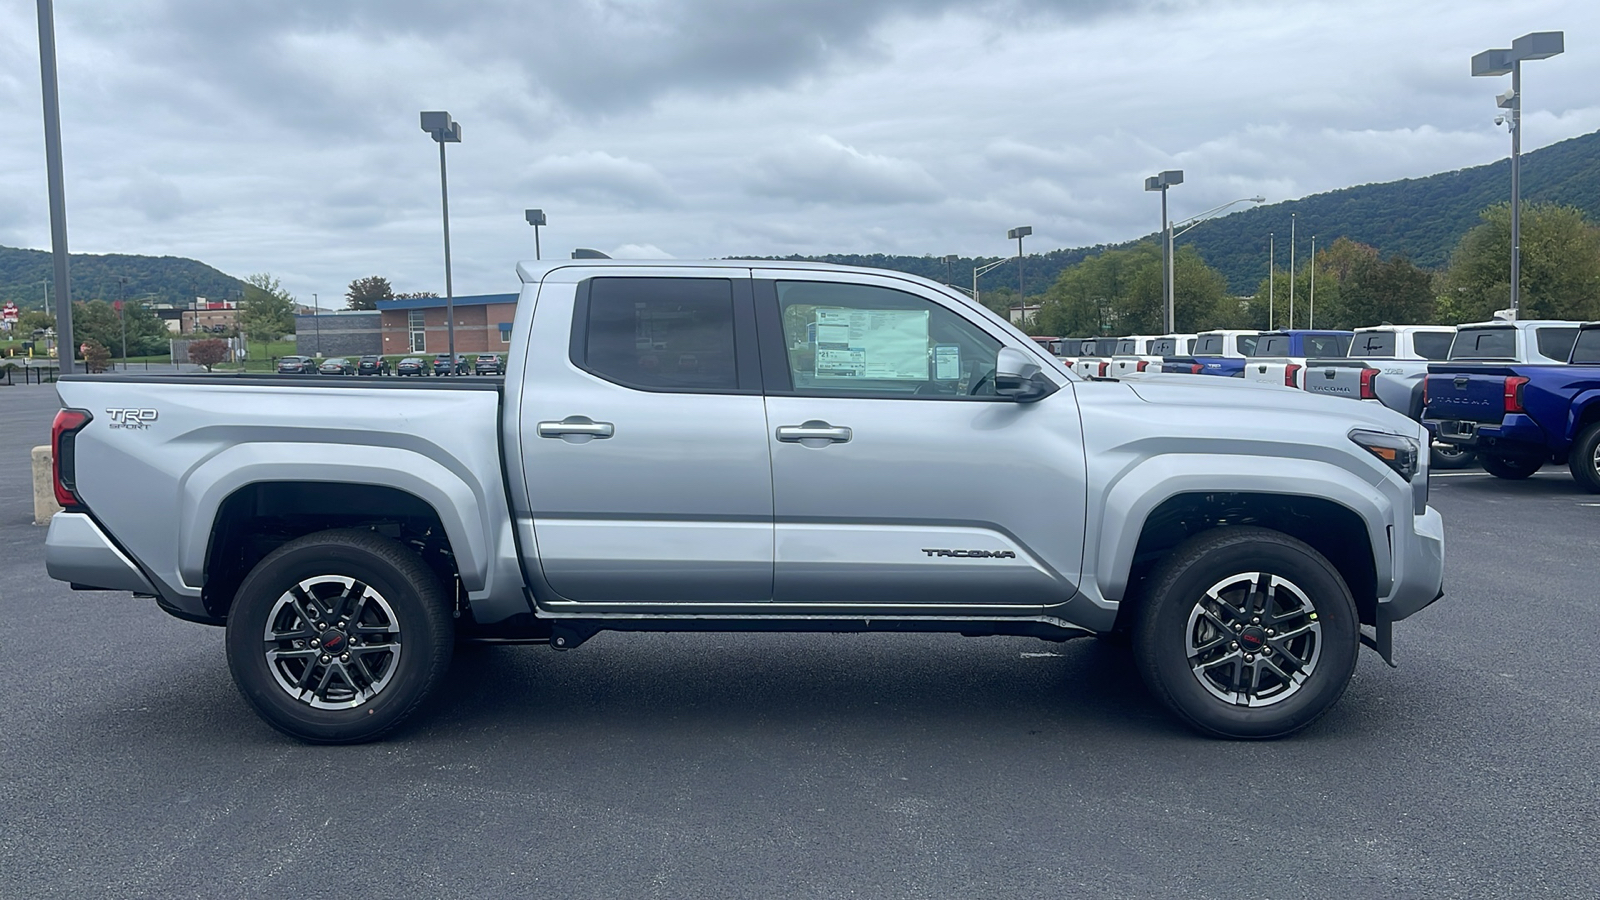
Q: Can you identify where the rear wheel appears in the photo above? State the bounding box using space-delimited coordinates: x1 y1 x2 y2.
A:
1567 422 1600 493
1429 443 1477 470
225 529 453 744
1481 452 1543 480
1132 527 1359 739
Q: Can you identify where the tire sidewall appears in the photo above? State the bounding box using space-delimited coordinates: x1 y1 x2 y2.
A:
1568 423 1600 493
1137 532 1359 739
225 535 448 743
1482 452 1542 479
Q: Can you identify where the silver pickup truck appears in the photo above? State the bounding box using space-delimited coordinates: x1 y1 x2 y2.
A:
44 260 1444 743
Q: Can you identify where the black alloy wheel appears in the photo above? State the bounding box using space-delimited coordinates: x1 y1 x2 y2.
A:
1568 422 1600 493
1429 443 1477 470
1481 453 1544 480
225 529 453 744
1133 527 1359 739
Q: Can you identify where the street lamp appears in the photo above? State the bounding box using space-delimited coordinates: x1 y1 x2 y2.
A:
421 110 462 371
117 276 127 370
943 254 958 287
35 0 74 373
1007 226 1032 320
1156 186 1265 330
1144 170 1183 332
312 292 321 357
1473 31 1564 316
525 209 547 260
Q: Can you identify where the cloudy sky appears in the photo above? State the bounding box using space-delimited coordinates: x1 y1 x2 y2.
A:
2 0 1597 305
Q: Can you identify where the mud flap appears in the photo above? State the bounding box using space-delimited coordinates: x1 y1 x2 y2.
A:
1359 607 1396 667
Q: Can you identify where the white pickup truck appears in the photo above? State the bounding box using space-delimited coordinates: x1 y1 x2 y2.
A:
1297 326 1460 463
1110 334 1194 379
1069 337 1123 378
1240 331 1356 390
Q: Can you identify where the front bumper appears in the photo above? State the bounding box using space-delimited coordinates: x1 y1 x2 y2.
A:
1381 505 1445 622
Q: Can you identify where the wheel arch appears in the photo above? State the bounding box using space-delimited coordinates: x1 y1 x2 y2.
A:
1566 392 1600 441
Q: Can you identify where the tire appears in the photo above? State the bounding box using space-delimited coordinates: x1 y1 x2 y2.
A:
1481 453 1543 480
1131 527 1359 739
1429 443 1477 470
225 529 453 744
1568 422 1600 493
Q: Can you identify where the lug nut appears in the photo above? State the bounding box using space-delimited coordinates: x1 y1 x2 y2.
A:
316 622 326 631
1234 624 1243 632
320 654 331 663
1252 617 1261 624
340 653 350 662
1230 641 1239 650
311 639 320 647
1265 628 1275 636
1244 654 1255 662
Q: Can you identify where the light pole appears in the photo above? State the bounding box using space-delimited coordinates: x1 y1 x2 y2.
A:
1165 194 1267 328
312 292 321 357
1144 170 1183 332
943 254 958 287
1289 213 1296 328
525 209 546 260
1007 226 1032 320
1268 233 1275 329
1309 235 1316 329
421 110 462 371
117 276 127 369
1473 31 1564 317
35 0 74 373
972 257 1012 310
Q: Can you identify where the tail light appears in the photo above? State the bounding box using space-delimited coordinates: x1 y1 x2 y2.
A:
52 408 93 509
1189 363 1204 374
1504 375 1529 413
1284 363 1302 388
1136 361 1149 372
1097 361 1109 377
1359 368 1379 400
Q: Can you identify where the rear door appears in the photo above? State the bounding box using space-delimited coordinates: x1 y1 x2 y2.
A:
516 269 773 606
755 272 1086 611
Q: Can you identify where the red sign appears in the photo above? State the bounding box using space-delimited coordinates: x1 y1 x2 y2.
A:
0 302 18 323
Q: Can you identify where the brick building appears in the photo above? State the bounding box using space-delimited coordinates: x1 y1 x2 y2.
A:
377 293 517 355
292 309 382 357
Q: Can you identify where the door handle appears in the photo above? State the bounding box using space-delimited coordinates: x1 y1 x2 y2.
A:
538 416 615 440
776 421 852 444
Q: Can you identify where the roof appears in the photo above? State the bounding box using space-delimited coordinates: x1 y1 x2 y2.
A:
376 292 518 311
514 257 948 284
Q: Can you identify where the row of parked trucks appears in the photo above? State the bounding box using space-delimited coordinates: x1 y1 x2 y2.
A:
1036 317 1600 489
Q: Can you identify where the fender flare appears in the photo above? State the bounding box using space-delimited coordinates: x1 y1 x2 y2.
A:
1564 391 1600 443
177 443 493 593
1091 453 1394 603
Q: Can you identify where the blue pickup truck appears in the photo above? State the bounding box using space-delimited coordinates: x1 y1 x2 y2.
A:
1160 329 1259 377
1423 321 1599 489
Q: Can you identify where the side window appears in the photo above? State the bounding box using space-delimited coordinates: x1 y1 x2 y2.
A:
1307 335 1350 357
1570 329 1600 365
1357 332 1396 356
774 281 1002 398
1236 335 1260 356
1535 327 1578 361
576 277 739 392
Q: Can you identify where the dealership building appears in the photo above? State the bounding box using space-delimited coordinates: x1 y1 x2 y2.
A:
376 293 518 355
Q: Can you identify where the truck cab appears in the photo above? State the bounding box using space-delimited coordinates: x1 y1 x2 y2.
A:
1162 330 1260 377
1240 330 1355 389
1108 334 1186 379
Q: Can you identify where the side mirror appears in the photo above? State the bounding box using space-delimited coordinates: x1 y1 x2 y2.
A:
995 347 1058 403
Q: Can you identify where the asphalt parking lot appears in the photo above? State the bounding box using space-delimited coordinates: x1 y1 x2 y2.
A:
2 380 1597 899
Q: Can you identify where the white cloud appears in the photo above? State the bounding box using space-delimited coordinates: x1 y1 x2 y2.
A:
746 135 941 205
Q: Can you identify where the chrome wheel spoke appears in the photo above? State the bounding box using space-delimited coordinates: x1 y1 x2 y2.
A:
263 575 403 710
1186 571 1321 708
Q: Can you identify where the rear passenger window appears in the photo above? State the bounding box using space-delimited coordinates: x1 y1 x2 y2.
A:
1412 332 1452 360
1571 329 1600 365
1236 335 1260 356
1306 335 1351 357
577 277 738 392
1536 327 1578 361
1355 332 1396 357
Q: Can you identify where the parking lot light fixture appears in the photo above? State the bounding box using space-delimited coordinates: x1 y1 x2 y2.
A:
1145 170 1183 332
1473 31 1564 316
1007 227 1033 317
421 111 462 371
525 208 547 260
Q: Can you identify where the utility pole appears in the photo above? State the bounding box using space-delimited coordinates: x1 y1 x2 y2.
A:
1288 213 1296 329
1268 233 1275 329
35 0 74 373
118 276 127 370
1308 235 1316 329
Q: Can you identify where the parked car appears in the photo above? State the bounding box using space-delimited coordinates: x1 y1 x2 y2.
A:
474 353 505 375
1299 326 1463 467
46 259 1444 744
318 357 356 375
1069 337 1123 379
357 355 391 376
1423 320 1598 486
433 353 468 375
1239 330 1356 390
1112 334 1196 379
1030 336 1065 357
276 355 316 374
1162 330 1261 376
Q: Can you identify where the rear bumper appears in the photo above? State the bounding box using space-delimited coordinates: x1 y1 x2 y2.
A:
1381 506 1444 622
45 512 158 594
1425 414 1549 455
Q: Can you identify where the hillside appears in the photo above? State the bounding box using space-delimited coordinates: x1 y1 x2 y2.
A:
764 128 1600 295
0 245 247 310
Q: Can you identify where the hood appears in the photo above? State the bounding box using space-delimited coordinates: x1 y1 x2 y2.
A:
1120 374 1421 436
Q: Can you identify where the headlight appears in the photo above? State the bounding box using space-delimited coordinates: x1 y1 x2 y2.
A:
1349 428 1420 482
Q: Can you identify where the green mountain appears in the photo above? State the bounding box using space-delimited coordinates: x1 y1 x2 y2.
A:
764 128 1600 295
0 245 247 310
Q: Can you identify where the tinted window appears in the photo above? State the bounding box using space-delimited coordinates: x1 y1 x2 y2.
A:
1536 327 1579 361
1251 335 1289 356
1353 332 1396 357
1306 335 1351 357
1449 327 1516 359
1571 329 1600 365
1115 339 1137 355
1149 338 1176 357
1196 335 1224 355
775 281 1000 398
1089 338 1119 356
1236 335 1260 355
1412 332 1453 360
580 277 738 391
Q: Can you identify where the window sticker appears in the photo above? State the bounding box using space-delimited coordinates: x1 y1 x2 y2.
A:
811 307 930 380
934 344 961 380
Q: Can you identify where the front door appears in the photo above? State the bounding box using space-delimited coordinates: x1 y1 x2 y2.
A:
756 273 1087 612
517 270 773 606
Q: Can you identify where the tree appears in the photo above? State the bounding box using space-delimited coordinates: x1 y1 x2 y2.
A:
187 338 228 371
1034 242 1229 336
70 298 169 358
395 291 439 299
237 273 297 358
1440 202 1600 323
346 276 394 310
81 339 111 373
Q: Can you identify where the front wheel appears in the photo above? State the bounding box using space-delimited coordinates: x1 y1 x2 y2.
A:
1568 422 1600 493
1132 527 1359 739
1481 453 1543 480
225 529 453 744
